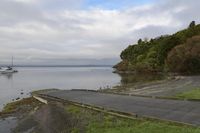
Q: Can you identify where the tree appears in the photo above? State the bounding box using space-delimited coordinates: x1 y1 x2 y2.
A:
189 21 196 28
157 36 181 65
116 21 200 73
166 35 200 74
138 39 142 44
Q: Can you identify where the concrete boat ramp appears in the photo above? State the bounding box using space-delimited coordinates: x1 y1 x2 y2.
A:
36 90 200 126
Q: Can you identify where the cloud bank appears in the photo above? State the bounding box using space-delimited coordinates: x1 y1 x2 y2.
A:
0 0 200 65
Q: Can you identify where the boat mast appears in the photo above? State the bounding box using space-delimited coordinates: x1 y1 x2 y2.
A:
12 56 13 67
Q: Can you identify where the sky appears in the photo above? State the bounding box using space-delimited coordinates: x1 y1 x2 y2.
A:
0 0 200 65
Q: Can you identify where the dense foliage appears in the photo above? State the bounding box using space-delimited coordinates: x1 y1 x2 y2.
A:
166 36 200 74
115 21 200 74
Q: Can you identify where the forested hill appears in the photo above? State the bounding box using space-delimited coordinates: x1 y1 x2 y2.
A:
114 21 200 74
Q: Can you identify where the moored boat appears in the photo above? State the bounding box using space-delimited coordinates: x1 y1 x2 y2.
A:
0 57 18 74
0 67 18 74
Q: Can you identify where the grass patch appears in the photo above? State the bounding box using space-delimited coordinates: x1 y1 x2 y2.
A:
66 105 81 115
176 88 200 100
86 116 200 133
64 104 200 133
0 97 41 115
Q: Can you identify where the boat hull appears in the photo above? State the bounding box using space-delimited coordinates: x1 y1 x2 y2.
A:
0 70 18 74
0 57 18 74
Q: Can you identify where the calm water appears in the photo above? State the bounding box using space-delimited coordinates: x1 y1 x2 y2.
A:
0 67 121 110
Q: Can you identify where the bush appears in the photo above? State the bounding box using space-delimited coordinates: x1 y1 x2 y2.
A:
166 36 200 74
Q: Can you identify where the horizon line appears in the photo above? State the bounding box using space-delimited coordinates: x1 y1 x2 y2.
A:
0 64 114 67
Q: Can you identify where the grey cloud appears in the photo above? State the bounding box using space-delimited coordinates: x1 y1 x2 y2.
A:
0 0 44 26
0 0 200 65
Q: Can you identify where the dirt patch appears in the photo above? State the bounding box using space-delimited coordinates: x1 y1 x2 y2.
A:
0 97 42 133
0 98 89 133
31 102 80 133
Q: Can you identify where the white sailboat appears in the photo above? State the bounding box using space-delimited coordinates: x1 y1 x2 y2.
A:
0 57 18 74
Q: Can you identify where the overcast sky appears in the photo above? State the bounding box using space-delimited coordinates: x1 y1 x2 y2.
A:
0 0 200 65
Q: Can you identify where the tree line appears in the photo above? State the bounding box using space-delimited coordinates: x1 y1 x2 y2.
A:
114 21 200 74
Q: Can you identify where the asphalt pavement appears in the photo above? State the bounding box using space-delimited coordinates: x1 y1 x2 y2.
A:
39 90 200 126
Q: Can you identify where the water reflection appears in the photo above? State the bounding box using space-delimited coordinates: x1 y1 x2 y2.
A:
0 73 14 79
0 117 17 133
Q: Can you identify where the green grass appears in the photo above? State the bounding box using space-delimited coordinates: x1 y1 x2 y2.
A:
176 88 200 100
1 97 39 114
86 116 200 133
65 104 200 133
66 105 81 114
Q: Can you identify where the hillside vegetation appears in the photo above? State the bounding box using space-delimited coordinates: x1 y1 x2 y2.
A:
114 21 200 74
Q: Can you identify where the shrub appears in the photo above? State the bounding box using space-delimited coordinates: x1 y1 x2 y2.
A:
166 36 200 74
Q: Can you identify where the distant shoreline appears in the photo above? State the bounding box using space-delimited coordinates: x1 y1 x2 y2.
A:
0 65 113 67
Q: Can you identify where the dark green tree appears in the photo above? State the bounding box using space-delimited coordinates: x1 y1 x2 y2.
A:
115 21 200 73
189 21 196 28
137 39 142 44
